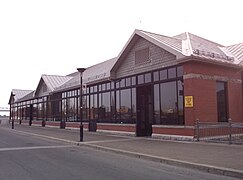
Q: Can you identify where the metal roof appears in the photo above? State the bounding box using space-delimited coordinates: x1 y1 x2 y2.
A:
83 57 117 84
11 89 33 101
226 43 243 64
41 74 73 92
17 91 35 102
141 30 182 52
9 89 33 104
54 57 117 92
54 73 80 92
174 32 237 64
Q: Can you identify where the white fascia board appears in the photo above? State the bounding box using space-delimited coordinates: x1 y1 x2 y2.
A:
116 30 138 62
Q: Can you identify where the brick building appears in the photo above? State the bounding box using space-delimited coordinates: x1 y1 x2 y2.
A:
9 30 243 139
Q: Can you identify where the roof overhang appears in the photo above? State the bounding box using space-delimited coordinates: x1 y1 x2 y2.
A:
177 55 243 70
8 92 15 105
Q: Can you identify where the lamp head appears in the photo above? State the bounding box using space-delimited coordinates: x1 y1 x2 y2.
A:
77 68 86 73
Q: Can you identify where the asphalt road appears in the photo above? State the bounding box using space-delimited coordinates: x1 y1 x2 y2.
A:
0 127 239 180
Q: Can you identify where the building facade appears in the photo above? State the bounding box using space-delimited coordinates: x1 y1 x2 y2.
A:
9 30 243 139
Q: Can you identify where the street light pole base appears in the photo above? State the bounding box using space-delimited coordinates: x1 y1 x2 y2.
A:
12 120 14 129
80 124 83 142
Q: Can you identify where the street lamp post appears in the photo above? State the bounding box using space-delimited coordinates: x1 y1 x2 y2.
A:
77 68 86 142
11 94 15 129
11 105 14 129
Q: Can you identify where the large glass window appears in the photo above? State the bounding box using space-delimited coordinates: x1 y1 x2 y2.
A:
160 81 177 125
177 80 184 124
111 91 116 122
33 104 37 120
67 97 77 122
116 90 120 121
153 80 184 125
154 84 160 124
216 82 228 122
46 100 52 121
90 94 98 121
99 92 111 123
120 89 132 123
131 88 136 123
37 102 43 121
82 95 89 122
62 99 66 121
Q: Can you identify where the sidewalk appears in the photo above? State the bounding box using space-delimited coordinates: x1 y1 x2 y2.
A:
2 124 243 179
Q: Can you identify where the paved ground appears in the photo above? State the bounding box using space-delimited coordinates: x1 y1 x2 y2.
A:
1 124 243 179
1 127 236 180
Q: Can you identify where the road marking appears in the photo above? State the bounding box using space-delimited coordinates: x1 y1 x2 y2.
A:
0 145 74 152
9 129 138 145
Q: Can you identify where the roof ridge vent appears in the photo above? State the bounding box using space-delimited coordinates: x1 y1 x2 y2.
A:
182 32 193 56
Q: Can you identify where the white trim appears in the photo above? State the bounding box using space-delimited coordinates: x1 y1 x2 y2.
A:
97 123 136 127
137 30 185 59
152 133 194 141
65 127 88 131
97 129 136 136
45 125 59 128
114 30 138 69
152 125 194 129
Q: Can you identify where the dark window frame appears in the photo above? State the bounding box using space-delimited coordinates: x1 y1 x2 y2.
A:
216 81 228 122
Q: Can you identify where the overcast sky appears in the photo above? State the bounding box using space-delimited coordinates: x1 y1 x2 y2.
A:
0 0 243 107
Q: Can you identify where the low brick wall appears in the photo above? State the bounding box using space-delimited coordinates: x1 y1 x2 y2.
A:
152 125 194 136
66 122 88 129
16 119 196 138
97 123 136 132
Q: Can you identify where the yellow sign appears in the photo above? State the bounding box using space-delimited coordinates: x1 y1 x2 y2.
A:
185 96 193 107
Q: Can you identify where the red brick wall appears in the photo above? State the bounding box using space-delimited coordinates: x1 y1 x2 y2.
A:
152 127 194 136
184 61 240 78
183 61 243 125
46 121 60 127
228 82 242 122
184 78 217 125
32 121 42 125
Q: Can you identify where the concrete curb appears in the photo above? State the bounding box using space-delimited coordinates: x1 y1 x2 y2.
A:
12 129 243 179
